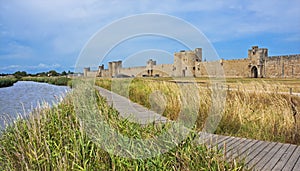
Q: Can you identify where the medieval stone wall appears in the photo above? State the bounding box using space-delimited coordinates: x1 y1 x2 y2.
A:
152 64 173 77
120 66 146 77
221 59 250 77
265 54 300 78
84 46 300 78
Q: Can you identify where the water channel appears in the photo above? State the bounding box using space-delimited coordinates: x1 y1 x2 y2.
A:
0 81 70 129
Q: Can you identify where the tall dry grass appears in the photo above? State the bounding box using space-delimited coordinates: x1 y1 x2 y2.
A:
96 78 300 145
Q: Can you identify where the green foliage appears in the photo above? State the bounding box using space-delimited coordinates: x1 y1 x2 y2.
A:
21 77 71 86
13 71 27 79
0 84 245 170
48 70 59 76
61 71 67 76
0 77 18 88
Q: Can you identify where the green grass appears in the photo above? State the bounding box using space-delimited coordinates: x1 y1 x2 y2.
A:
0 82 245 170
96 78 300 145
21 76 71 86
0 77 18 88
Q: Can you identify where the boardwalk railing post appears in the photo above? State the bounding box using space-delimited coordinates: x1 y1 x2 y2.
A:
289 88 293 95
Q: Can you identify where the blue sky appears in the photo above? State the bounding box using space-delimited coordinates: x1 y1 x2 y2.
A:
1 0 300 73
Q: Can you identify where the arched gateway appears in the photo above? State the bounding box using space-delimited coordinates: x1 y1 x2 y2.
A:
251 66 258 78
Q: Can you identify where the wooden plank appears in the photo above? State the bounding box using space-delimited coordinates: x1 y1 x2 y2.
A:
240 140 265 158
245 141 276 168
207 135 230 148
229 139 258 160
272 144 297 170
292 153 300 171
225 137 249 159
261 143 290 170
222 137 243 155
247 142 278 169
225 137 246 151
282 146 300 171
206 135 227 148
198 132 218 145
216 136 236 150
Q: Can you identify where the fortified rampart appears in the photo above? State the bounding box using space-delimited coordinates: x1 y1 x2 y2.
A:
265 55 300 78
84 46 300 78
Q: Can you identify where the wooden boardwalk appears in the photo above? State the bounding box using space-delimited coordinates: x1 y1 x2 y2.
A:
97 87 300 171
198 133 300 170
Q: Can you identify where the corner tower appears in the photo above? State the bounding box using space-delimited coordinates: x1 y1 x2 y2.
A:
173 48 202 77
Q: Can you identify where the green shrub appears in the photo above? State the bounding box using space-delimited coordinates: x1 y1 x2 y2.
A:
0 78 18 88
21 77 71 86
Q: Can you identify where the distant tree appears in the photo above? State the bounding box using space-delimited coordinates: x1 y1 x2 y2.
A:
61 71 67 76
48 70 59 76
14 71 27 78
37 72 47 77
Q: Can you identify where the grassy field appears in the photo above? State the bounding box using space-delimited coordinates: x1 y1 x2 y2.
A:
0 77 18 88
169 77 300 93
0 82 244 170
96 77 300 145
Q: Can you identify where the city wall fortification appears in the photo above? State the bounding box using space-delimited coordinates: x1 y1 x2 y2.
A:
84 46 300 78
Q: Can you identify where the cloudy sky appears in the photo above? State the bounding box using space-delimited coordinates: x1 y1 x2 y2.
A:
1 0 299 73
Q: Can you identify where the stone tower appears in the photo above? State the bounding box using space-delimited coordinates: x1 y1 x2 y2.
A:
173 48 202 77
108 61 122 77
248 46 268 78
83 67 90 77
146 59 156 76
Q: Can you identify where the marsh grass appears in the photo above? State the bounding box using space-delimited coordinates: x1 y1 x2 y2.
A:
21 76 71 86
0 82 245 170
0 77 18 88
96 78 300 145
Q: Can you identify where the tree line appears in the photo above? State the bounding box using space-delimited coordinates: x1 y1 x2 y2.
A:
0 70 74 78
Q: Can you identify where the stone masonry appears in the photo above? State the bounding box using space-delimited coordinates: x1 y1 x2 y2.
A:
84 46 300 78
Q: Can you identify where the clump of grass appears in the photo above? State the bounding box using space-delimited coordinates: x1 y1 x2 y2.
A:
96 78 300 145
216 87 300 144
21 76 71 86
0 77 18 88
0 82 244 170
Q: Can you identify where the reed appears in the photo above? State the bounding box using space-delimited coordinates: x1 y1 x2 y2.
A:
0 77 18 88
96 78 300 145
0 81 244 170
21 76 71 86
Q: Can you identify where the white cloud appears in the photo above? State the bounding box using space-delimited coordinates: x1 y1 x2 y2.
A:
0 63 62 73
2 1 299 41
